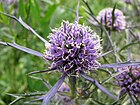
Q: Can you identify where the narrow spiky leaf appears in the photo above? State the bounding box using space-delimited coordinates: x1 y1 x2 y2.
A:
40 73 67 105
81 72 117 100
0 12 50 46
27 68 57 75
100 62 140 68
0 41 44 57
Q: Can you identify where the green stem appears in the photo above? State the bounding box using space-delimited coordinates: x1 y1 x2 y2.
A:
126 29 131 61
69 73 76 98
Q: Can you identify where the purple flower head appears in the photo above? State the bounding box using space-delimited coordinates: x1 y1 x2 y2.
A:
44 21 102 74
97 8 126 31
116 65 140 98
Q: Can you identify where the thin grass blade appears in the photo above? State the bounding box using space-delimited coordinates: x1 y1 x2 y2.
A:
112 4 117 29
75 1 80 24
9 97 24 105
102 69 128 84
99 50 113 58
82 0 94 15
119 41 140 52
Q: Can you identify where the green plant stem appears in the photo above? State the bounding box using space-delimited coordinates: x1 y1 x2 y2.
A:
69 74 76 99
126 29 131 61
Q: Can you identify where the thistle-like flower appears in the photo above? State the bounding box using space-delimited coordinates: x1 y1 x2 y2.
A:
44 21 102 74
97 8 126 31
116 65 140 98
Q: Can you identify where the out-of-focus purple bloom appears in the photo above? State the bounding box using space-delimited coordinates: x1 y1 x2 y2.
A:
58 82 70 92
132 31 140 41
97 8 126 31
116 65 140 98
55 82 75 105
124 0 132 4
3 0 16 4
44 21 102 74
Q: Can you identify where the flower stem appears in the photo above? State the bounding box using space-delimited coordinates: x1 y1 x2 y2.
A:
69 74 76 99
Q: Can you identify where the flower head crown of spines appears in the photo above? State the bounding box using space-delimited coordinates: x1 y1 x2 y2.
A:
44 21 102 74
97 8 126 31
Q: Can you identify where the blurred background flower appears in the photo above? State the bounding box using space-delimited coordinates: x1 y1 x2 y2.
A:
124 0 132 4
55 82 75 105
97 8 126 31
115 65 140 98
